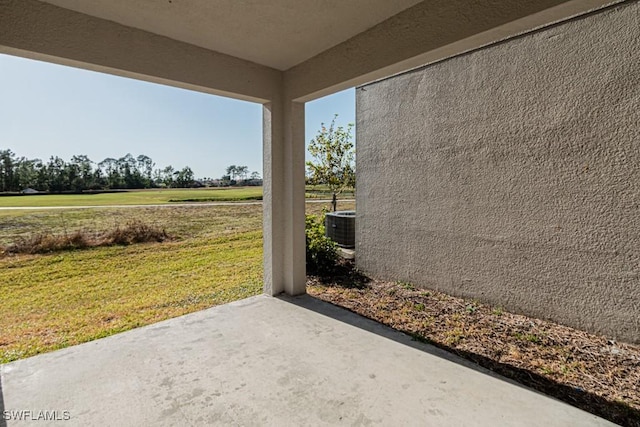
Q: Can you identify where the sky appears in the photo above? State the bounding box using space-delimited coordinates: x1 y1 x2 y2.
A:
0 53 355 179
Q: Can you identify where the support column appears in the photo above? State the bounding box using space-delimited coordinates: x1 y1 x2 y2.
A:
263 96 306 296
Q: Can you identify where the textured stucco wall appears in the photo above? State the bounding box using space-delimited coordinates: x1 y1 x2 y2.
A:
356 2 640 343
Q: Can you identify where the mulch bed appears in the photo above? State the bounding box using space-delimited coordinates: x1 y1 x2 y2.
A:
307 261 640 426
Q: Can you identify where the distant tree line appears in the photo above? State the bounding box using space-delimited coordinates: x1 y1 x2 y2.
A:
0 149 197 192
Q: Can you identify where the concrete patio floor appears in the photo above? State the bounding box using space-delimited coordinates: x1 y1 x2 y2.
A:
1 294 613 426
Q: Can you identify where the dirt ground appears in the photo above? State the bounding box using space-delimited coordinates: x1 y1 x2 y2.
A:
307 261 640 426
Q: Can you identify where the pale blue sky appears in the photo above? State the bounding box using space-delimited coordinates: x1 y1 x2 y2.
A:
0 54 355 179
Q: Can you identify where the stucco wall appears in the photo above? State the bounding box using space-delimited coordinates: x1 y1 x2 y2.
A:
356 2 640 343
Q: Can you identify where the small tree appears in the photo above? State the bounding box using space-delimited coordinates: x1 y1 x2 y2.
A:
306 114 355 211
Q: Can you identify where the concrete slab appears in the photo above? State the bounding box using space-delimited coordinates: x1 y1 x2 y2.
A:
1 295 613 426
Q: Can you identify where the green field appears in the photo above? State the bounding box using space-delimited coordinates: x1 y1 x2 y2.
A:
0 187 264 207
0 198 354 363
0 186 354 208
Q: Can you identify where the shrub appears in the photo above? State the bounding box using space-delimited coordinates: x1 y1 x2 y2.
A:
305 214 338 276
102 221 170 246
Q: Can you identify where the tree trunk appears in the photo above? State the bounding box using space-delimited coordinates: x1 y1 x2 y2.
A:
332 192 337 212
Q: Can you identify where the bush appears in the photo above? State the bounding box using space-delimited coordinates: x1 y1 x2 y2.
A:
305 214 338 276
103 221 170 246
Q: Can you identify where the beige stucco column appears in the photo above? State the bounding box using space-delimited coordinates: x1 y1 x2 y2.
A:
263 97 306 296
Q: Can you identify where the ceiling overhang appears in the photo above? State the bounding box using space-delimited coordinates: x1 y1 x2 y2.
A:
39 0 423 71
0 0 625 102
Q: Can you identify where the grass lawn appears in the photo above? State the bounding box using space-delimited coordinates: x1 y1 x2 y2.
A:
0 204 263 245
0 187 264 207
1 232 262 363
0 186 355 208
0 200 354 363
